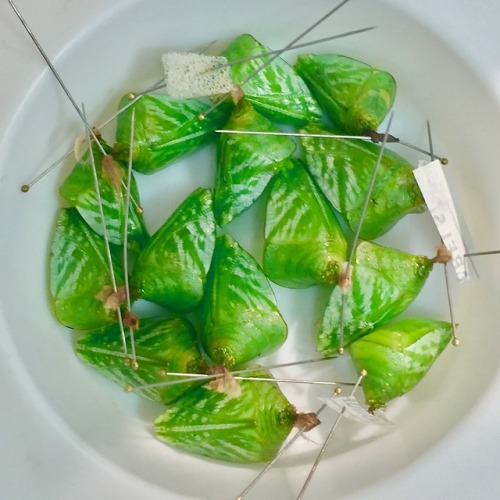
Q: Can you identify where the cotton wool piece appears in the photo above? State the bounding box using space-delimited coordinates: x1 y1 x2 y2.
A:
162 52 235 99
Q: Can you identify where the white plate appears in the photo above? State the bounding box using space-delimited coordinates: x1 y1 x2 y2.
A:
1 1 499 499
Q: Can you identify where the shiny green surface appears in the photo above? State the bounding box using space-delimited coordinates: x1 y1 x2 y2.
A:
350 318 453 410
295 53 396 134
76 317 208 405
264 159 347 288
201 234 287 367
222 34 322 125
131 188 216 313
114 94 227 174
49 208 124 330
59 145 148 252
154 370 296 463
215 100 296 226
319 241 434 354
301 124 426 240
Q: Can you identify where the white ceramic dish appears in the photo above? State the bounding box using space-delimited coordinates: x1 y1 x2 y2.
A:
1 1 499 499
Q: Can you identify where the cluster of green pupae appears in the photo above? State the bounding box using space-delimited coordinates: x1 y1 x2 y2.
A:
50 34 453 464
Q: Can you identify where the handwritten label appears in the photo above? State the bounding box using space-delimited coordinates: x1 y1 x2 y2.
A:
413 160 469 282
321 396 394 426
162 53 233 99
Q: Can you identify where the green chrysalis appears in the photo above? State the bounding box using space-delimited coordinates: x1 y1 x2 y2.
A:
349 318 453 411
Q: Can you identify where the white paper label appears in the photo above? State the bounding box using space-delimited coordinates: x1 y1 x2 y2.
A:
321 396 394 426
413 159 469 282
162 52 234 98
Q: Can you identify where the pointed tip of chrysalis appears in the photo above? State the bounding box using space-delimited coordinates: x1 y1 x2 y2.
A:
205 365 241 398
230 84 245 105
433 244 453 264
338 263 353 293
294 412 321 431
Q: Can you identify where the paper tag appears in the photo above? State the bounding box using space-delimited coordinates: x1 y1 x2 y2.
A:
321 396 394 426
413 159 469 282
162 52 234 98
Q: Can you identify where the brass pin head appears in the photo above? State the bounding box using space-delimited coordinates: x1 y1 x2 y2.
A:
198 113 206 121
131 360 139 370
334 387 342 395
123 358 131 367
440 157 449 166
136 205 144 215
452 337 461 347
158 369 167 377
124 384 134 393
127 92 136 100
21 184 30 193
337 347 345 356
360 369 368 377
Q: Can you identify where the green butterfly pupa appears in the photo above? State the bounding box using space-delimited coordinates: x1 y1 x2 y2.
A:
318 241 435 355
154 369 298 463
221 34 322 125
76 317 208 405
215 99 296 227
349 318 453 411
49 208 125 330
131 188 216 313
113 94 227 174
295 53 396 134
264 159 347 288
59 144 149 253
200 234 287 367
301 123 426 240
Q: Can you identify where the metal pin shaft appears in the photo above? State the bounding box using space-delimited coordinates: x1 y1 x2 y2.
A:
235 403 329 500
84 104 128 357
296 372 366 499
201 0 353 119
338 113 394 350
213 26 376 70
123 108 137 364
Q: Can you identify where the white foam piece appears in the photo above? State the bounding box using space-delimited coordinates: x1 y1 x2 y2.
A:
162 52 234 98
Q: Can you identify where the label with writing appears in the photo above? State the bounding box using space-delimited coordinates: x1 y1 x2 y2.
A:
321 396 394 426
413 159 469 282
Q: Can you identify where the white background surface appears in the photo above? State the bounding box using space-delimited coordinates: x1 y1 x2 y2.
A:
1 1 499 499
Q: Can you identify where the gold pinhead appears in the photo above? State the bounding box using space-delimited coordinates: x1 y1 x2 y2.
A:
360 369 368 377
158 369 167 377
198 113 206 121
124 384 134 393
334 387 342 395
337 347 345 356
441 157 449 166
131 360 139 370
136 205 144 215
21 184 30 193
452 337 460 347
127 92 136 100
123 358 131 367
